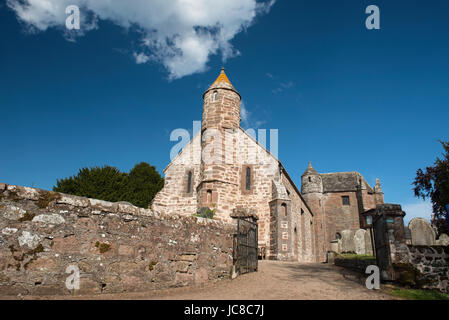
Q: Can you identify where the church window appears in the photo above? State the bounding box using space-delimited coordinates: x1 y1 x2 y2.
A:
245 167 251 190
308 177 312 182
342 196 350 206
281 203 287 217
207 190 212 203
186 171 192 194
213 91 218 101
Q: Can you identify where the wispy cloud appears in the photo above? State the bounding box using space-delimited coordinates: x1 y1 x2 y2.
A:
7 0 276 80
240 101 266 129
265 73 295 94
272 81 294 94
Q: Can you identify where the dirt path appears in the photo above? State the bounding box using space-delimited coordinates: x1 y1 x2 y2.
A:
5 261 397 300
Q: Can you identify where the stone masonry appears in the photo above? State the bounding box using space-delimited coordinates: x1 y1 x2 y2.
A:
0 183 234 296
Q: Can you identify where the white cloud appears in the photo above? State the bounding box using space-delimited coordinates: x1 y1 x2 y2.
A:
133 52 150 64
241 101 250 126
240 100 266 129
403 201 433 225
272 81 294 94
7 0 276 79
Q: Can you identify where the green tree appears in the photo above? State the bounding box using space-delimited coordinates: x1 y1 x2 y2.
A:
53 162 164 208
123 162 164 208
413 140 449 234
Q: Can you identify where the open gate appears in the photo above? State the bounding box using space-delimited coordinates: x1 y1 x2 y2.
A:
233 216 258 275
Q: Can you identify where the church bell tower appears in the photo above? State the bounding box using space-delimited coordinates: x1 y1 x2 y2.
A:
197 68 241 220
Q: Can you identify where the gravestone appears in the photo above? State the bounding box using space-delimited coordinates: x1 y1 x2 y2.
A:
408 218 436 246
436 233 449 246
354 229 367 255
339 230 356 253
364 230 374 255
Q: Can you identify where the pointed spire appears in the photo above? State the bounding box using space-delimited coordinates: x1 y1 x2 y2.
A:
211 67 233 88
302 162 319 176
203 67 240 99
375 178 383 193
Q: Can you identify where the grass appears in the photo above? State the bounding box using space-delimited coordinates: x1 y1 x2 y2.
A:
18 211 35 222
391 288 449 300
36 191 61 209
339 253 375 260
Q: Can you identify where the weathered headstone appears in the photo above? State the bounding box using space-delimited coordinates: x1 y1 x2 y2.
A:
354 229 367 255
339 230 356 253
408 218 436 246
364 230 374 255
436 233 449 246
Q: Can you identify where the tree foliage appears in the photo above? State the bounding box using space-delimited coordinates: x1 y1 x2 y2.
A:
53 162 164 208
413 140 449 234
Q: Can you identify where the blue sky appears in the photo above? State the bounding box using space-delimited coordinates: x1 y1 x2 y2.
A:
1 0 448 223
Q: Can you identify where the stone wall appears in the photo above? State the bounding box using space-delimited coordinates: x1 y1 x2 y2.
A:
396 245 449 293
0 183 234 296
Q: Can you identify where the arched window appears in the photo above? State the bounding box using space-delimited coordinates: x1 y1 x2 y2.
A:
308 177 312 182
245 167 251 190
186 171 192 194
281 203 287 217
213 91 218 101
207 190 212 203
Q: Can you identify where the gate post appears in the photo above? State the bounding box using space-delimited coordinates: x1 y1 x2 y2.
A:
372 204 409 281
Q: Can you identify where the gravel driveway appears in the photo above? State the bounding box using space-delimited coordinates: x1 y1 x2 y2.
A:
8 261 396 300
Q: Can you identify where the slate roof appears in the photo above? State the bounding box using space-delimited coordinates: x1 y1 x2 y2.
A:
320 172 374 193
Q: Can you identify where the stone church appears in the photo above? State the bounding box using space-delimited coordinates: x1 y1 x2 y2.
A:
152 68 385 263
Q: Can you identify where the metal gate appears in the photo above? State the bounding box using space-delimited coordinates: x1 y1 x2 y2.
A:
233 216 258 275
373 213 394 280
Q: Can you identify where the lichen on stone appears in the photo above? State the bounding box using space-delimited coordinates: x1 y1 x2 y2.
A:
149 261 158 271
95 241 111 253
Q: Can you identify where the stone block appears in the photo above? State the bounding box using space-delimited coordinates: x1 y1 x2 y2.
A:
32 214 65 225
56 194 89 207
180 254 196 262
52 235 80 254
436 234 449 246
118 245 134 257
